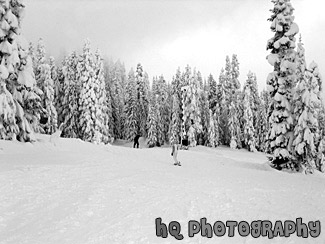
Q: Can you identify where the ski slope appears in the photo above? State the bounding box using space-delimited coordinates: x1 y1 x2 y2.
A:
0 135 324 244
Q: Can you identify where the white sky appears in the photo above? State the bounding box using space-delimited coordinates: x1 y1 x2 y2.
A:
22 0 325 91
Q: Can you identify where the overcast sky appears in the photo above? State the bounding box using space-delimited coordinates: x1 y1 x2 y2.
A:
22 0 325 91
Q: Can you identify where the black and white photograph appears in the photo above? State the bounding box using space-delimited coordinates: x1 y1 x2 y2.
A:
0 0 324 243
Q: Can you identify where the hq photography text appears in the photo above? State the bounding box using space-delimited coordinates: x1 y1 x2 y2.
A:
155 217 321 240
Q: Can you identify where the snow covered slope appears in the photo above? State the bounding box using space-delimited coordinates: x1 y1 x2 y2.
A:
0 135 324 244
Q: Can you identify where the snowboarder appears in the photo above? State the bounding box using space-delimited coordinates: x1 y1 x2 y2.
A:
133 134 140 148
181 136 189 150
171 142 181 166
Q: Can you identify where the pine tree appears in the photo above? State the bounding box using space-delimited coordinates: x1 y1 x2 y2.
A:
40 64 57 134
224 56 232 107
78 40 99 143
266 0 299 168
124 68 138 140
243 88 256 152
169 68 182 141
94 49 112 144
207 109 216 148
104 82 114 139
317 101 325 172
293 62 322 173
49 56 59 107
217 68 227 145
147 93 159 148
220 55 241 147
223 55 241 148
166 82 173 134
28 41 35 65
243 71 260 148
61 52 80 138
228 100 240 149
256 94 268 152
0 0 41 141
243 72 260 124
171 68 182 98
214 104 221 147
151 76 158 96
198 73 209 145
106 60 126 139
295 35 306 88
55 60 66 126
169 69 182 144
34 38 46 91
32 38 51 130
169 94 181 145
236 90 245 148
182 69 202 147
261 89 271 132
154 75 169 145
231 54 241 91
208 109 219 148
181 65 191 87
135 63 149 137
207 74 217 113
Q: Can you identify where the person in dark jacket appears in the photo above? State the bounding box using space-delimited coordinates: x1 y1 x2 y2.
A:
133 134 140 148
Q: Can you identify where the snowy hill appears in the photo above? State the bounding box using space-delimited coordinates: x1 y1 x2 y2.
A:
0 135 324 244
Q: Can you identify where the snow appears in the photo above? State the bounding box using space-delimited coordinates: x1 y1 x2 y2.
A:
266 53 279 66
285 22 299 37
0 136 325 244
17 57 35 88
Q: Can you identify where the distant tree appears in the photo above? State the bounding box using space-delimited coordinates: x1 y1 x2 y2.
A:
78 40 100 143
147 93 159 148
224 55 241 148
208 110 219 147
228 99 240 149
155 75 169 145
231 54 241 91
207 74 217 113
243 71 260 133
198 76 210 145
105 60 126 139
243 88 256 152
34 38 46 91
169 94 181 145
182 69 202 147
39 64 58 134
169 69 182 144
256 91 268 152
217 68 227 145
93 49 112 143
135 63 149 137
61 52 80 138
124 68 138 140
295 35 306 89
55 60 67 126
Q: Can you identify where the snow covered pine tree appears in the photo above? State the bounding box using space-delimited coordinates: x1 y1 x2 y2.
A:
293 61 322 173
0 0 41 142
266 0 299 169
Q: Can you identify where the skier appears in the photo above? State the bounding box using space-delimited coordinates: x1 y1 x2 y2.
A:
133 134 140 148
49 123 64 146
171 142 181 166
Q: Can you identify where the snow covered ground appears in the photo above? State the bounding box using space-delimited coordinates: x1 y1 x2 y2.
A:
0 135 324 244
